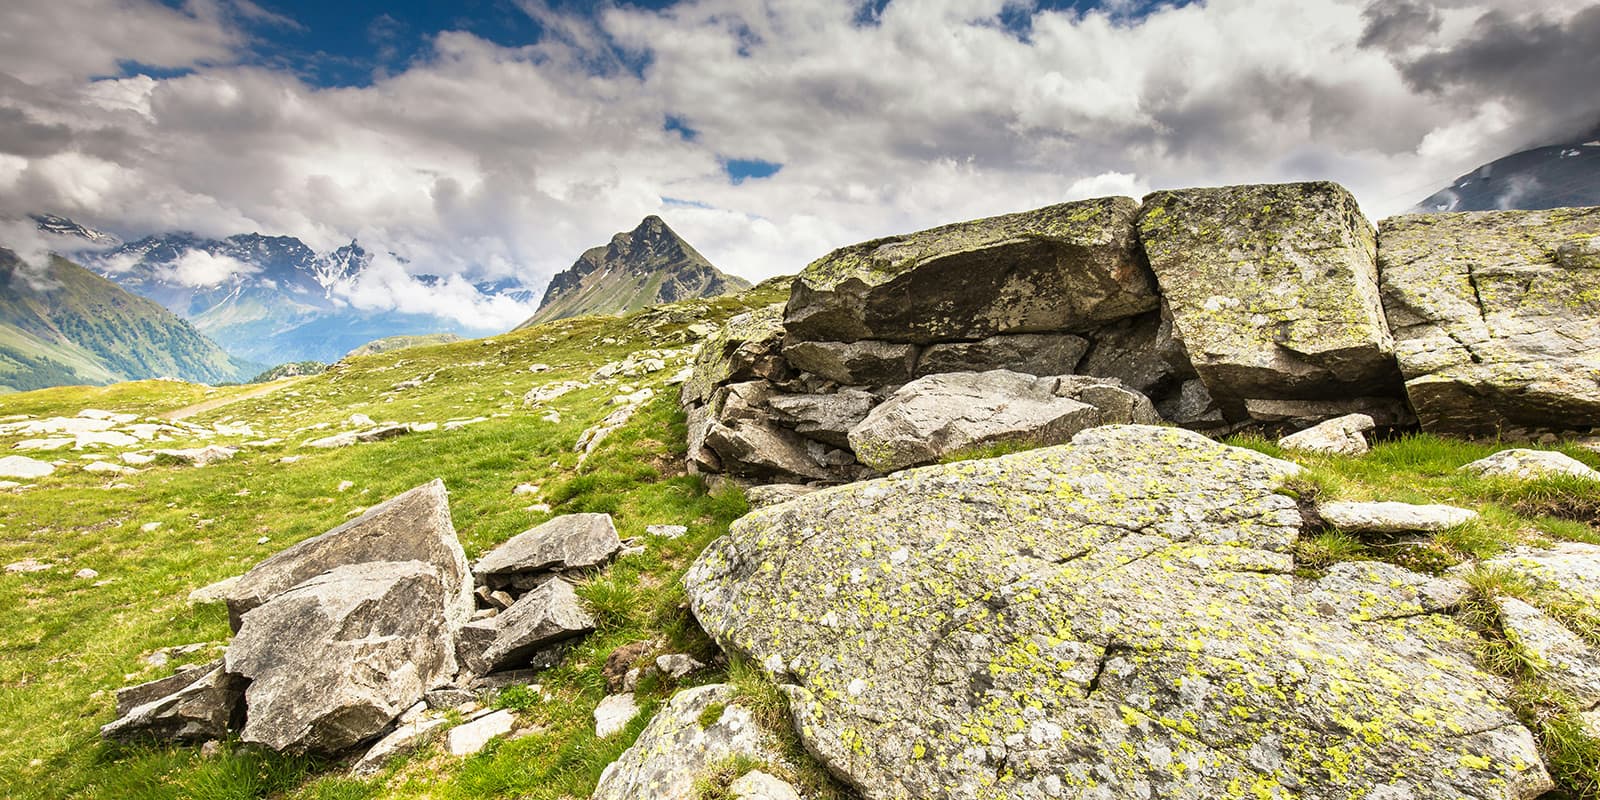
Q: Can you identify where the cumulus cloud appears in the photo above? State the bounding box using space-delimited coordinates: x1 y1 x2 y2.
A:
1 0 1597 319
338 253 538 331
157 250 258 287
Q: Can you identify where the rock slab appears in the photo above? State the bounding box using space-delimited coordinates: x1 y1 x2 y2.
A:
591 684 779 800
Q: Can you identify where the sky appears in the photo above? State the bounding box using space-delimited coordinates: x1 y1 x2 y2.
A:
1 0 1598 330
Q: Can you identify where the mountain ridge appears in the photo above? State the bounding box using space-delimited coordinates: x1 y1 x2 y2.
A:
1415 123 1600 212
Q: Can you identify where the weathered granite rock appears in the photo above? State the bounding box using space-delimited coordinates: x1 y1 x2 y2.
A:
787 198 1156 344
1496 597 1600 709
225 479 472 631
688 425 1550 800
781 339 918 385
1379 207 1600 435
1302 560 1472 619
1075 309 1193 396
1460 449 1600 482
594 693 640 738
474 513 621 583
767 389 879 449
656 653 705 679
730 771 801 800
1317 501 1479 533
1139 182 1403 420
746 483 819 509
1482 543 1600 611
472 579 595 675
350 717 448 776
0 455 54 479
227 560 458 753
682 304 790 405
592 684 781 800
847 370 1158 472
1244 396 1413 429
1278 413 1375 456
101 663 244 744
916 333 1089 378
704 418 836 483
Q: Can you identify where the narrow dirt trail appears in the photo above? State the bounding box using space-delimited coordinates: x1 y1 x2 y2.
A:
162 378 305 421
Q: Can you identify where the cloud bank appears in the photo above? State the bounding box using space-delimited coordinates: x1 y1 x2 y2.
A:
1 0 1596 327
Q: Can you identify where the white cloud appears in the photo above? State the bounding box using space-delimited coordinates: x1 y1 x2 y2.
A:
336 253 537 331
158 250 258 287
1 0 1597 318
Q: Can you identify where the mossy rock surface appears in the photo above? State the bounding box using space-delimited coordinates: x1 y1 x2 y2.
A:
785 198 1156 344
687 425 1551 800
1378 206 1600 436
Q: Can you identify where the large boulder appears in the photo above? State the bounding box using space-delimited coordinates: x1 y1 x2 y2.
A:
1379 207 1600 436
470 578 596 675
681 304 790 405
847 370 1158 472
767 389 879 449
687 425 1550 800
915 333 1088 378
224 479 471 632
226 560 458 754
781 339 918 386
474 513 621 585
704 418 838 483
100 663 244 744
592 683 783 800
786 198 1157 344
1139 182 1404 421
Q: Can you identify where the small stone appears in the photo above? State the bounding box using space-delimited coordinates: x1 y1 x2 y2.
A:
337 480 354 492
646 524 688 539
121 452 156 465
446 709 516 757
1317 501 1479 533
730 770 802 800
144 651 170 668
594 693 639 738
5 558 49 573
512 483 539 496
1279 413 1375 456
141 522 162 533
348 413 374 427
187 576 238 604
200 740 222 758
256 536 270 545
350 717 447 776
655 654 706 679
75 568 99 580
1460 449 1600 482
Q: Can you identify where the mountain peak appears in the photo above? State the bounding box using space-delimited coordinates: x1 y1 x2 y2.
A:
520 215 750 327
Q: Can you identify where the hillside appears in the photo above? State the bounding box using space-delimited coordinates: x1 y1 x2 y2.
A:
343 333 463 358
1415 124 1600 212
520 216 750 327
0 249 255 392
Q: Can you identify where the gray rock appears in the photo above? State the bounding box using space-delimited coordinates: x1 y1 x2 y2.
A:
424 688 478 710
1076 309 1194 396
682 304 790 405
1379 207 1600 435
745 483 819 509
782 339 918 385
1460 449 1600 482
474 513 621 582
1244 396 1414 429
592 684 781 800
1496 597 1600 709
1278 413 1376 456
1155 378 1226 429
1317 501 1479 533
0 455 54 479
847 370 1157 472
187 575 238 605
1481 542 1600 617
1140 182 1403 420
786 197 1156 344
594 693 640 738
730 770 801 800
446 709 515 756
685 403 721 473
101 663 244 744
915 333 1088 378
349 717 448 776
647 524 688 539
704 418 836 483
225 479 472 632
226 561 458 754
655 654 706 679
1303 561 1472 619
766 389 879 449
113 661 220 718
687 424 1550 800
150 446 239 466
472 579 595 675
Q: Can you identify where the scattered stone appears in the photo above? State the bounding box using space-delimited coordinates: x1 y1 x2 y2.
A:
101 663 244 744
591 684 782 800
0 455 54 479
279 455 302 464
256 536 270 545
75 568 99 580
729 771 801 800
347 413 374 427
687 425 1551 799
14 438 73 451
512 483 539 496
5 558 49 573
475 513 622 582
446 709 516 757
470 579 595 675
112 663 215 717
337 480 354 492
1278 412 1376 456
199 739 222 758
151 446 238 467
225 480 472 632
141 521 163 533
444 417 489 431
654 654 704 679
1317 501 1479 533
575 404 646 465
1460 449 1600 482
786 198 1154 344
593 693 640 738
528 363 551 373
121 452 156 465
646 524 687 539
83 460 137 475
227 561 459 753
1380 206 1600 435
350 717 448 776
74 431 140 449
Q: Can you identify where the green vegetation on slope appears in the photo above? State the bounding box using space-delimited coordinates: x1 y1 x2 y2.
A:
0 250 256 391
342 334 463 359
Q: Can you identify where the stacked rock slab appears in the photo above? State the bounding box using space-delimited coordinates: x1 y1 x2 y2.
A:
1138 182 1408 425
1378 207 1600 437
687 425 1551 799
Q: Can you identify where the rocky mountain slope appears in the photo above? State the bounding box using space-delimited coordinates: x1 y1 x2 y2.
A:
0 249 255 391
1416 124 1600 212
520 216 750 328
1 184 1598 800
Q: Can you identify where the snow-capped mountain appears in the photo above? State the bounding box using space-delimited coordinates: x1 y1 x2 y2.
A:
1415 124 1600 212
30 213 120 247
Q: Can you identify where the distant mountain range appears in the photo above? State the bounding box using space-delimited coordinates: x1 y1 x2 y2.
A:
520 216 749 328
0 248 255 392
1415 124 1600 212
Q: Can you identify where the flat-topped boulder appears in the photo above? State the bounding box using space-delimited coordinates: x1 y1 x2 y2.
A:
1139 182 1403 422
786 198 1156 344
1379 207 1600 436
688 425 1549 799
224 479 472 631
474 513 621 584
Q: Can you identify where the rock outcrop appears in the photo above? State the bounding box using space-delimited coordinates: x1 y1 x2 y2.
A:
100 663 244 744
1379 207 1600 437
687 425 1550 799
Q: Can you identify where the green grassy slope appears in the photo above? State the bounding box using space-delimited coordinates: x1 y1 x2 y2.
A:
0 251 256 390
343 333 464 359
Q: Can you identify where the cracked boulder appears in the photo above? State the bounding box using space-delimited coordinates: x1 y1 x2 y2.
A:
226 560 459 753
785 198 1156 344
100 662 244 744
1139 182 1404 422
474 513 621 588
688 425 1551 800
847 370 1158 472
224 479 472 632
1379 207 1600 436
